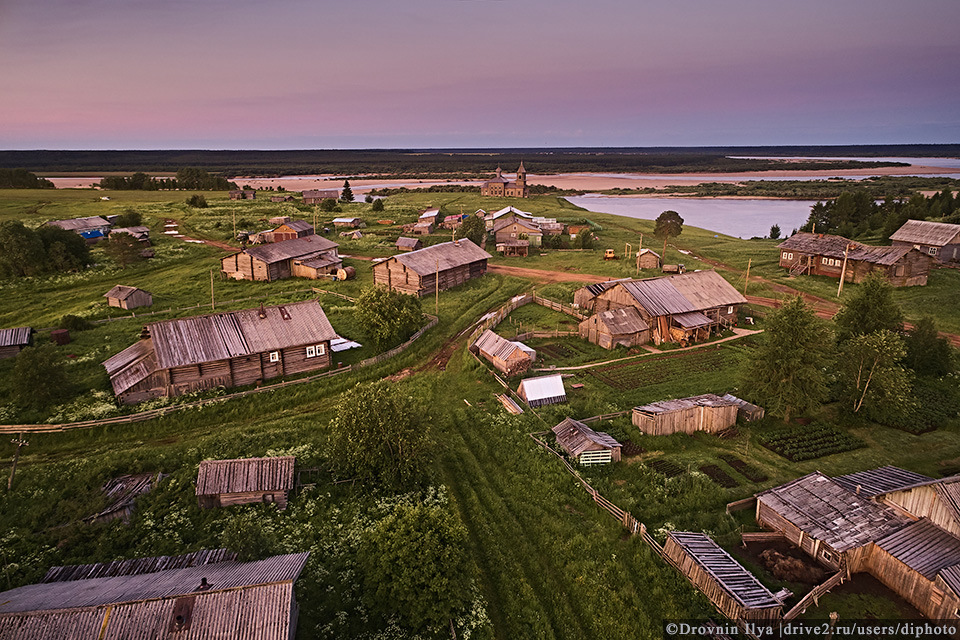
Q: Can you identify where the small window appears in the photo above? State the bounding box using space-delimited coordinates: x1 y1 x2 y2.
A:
269 351 280 363
929 247 938 256
306 346 316 358
781 252 788 260
787 253 793 260
727 306 734 314
317 344 326 356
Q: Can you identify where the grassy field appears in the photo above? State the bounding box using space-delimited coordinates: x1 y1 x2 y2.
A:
0 187 958 637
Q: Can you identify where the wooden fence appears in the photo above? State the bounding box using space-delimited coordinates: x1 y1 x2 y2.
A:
513 330 579 341
465 292 585 351
726 496 757 514
532 295 586 320
580 410 631 424
782 571 845 621
740 531 785 543
0 314 438 435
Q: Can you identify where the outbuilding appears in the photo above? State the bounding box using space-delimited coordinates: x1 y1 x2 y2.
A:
578 306 650 349
302 189 339 204
0 326 32 359
552 417 621 465
221 235 341 281
637 248 661 270
632 393 739 436
372 239 491 297
517 374 567 407
332 217 363 228
104 285 153 310
777 232 933 286
472 329 535 376
196 456 295 509
396 237 422 252
890 219 960 264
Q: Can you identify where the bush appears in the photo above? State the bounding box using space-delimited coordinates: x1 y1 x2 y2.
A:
186 194 208 208
371 198 384 212
114 209 143 226
59 314 93 332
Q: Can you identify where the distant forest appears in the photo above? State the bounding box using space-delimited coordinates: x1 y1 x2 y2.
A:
1 145 958 177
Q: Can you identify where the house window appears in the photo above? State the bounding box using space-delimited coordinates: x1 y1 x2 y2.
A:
820 548 837 564
782 252 788 260
269 351 279 363
929 247 938 256
787 253 793 260
317 344 326 356
306 346 316 358
727 306 734 314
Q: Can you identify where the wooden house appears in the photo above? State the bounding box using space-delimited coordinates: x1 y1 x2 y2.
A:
46 216 112 242
472 329 535 376
517 374 566 408
637 248 661 269
302 189 339 204
721 394 765 422
442 214 466 229
0 551 309 640
372 239 491 297
777 232 933 287
396 237 422 252
591 271 746 345
664 532 783 622
0 326 32 359
268 220 314 243
229 189 256 200
270 194 294 202
412 222 433 236
579 306 650 349
109 225 151 244
221 235 341 281
552 417 621 465
196 456 295 509
485 205 534 230
104 285 153 310
493 216 543 246
567 224 590 240
102 300 337 403
632 393 738 436
418 208 440 225
890 219 960 264
496 239 529 257
481 163 528 198
332 217 363 228
572 279 629 313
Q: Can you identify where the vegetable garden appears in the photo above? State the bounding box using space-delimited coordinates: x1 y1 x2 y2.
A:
756 423 866 461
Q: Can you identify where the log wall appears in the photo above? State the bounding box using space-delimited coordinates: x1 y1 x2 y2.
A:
866 544 960 621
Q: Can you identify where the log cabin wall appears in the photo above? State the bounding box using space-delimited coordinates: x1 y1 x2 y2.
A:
756 500 845 572
880 486 960 538
866 545 960 620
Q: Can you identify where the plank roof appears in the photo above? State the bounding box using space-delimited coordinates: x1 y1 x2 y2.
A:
42 549 237 584
616 270 745 317
581 278 630 297
389 239 491 276
634 393 737 415
890 219 960 246
0 327 32 348
672 310 713 329
240 235 338 264
938 564 960 596
396 237 421 249
196 456 295 496
778 232 923 266
103 285 148 301
875 518 960 579
832 466 934 498
756 472 909 551
668 532 782 610
552 418 621 457
302 189 339 199
474 329 531 362
0 552 308 614
593 306 649 335
101 340 158 394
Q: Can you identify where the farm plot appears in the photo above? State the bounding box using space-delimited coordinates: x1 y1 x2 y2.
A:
698 464 739 488
718 454 768 482
647 458 685 478
525 337 612 367
757 424 866 462
588 346 740 391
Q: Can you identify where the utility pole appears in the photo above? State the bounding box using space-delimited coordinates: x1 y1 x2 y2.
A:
8 435 28 491
435 259 440 317
210 269 215 310
232 208 237 241
838 244 852 297
313 205 318 231
636 233 643 276
743 258 752 296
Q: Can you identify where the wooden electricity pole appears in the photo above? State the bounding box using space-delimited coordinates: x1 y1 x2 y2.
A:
232 208 237 241
838 244 852 297
636 233 643 276
435 259 440 316
8 435 28 491
743 258 752 296
210 270 216 310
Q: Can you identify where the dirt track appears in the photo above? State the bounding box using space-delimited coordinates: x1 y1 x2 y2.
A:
487 264 613 284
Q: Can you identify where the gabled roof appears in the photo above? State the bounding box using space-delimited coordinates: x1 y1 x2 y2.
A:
110 225 150 236
42 549 237 583
875 518 960 579
104 285 149 300
581 278 631 298
492 216 542 234
778 232 925 266
46 216 110 231
0 327 32 348
592 306 649 335
832 466 935 498
196 456 295 496
332 217 361 224
517 374 566 403
474 329 531 362
302 189 339 198
489 206 533 220
615 271 745 317
240 235 338 264
396 237 421 249
552 418 621 457
890 219 960 246
667 531 783 610
276 220 314 233
388 239 491 276
419 208 440 219
634 393 736 415
756 472 909 551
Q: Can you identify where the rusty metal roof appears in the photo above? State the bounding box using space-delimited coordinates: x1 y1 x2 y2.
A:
890 219 960 246
552 418 621 457
240 235 338 264
196 456 295 496
388 239 491 276
0 327 32 348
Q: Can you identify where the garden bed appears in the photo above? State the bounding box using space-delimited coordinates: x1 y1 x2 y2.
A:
647 458 684 478
588 346 740 391
718 454 768 482
757 424 866 461
621 440 645 457
699 464 739 488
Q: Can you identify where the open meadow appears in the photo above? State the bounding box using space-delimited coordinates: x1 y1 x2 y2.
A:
0 186 958 637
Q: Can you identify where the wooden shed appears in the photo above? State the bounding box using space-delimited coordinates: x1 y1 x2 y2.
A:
102 300 337 403
396 237 422 252
332 217 362 228
411 222 433 236
0 326 32 359
890 219 960 264
579 306 650 349
664 532 783 622
472 329 535 376
496 239 529 257
418 208 440 225
721 394 765 422
572 279 628 313
552 418 621 465
632 393 738 436
196 456 295 509
302 189 339 204
104 285 153 310
110 225 151 244
0 551 309 640
221 235 341 281
636 248 661 270
517 374 566 408
229 189 256 200
269 220 314 243
372 239 491 297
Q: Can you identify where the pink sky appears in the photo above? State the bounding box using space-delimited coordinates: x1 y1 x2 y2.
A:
1 0 958 149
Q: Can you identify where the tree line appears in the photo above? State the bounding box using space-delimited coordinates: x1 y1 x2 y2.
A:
801 188 958 240
98 167 236 191
0 168 55 189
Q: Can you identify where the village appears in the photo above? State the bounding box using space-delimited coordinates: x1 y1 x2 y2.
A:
0 168 959 640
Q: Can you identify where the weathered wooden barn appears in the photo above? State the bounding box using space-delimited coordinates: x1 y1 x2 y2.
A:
102 300 338 403
261 220 314 243
890 219 960 264
777 232 933 286
664 532 783 622
229 189 256 200
472 329 535 376
412 222 433 236
0 550 309 639
572 279 629 313
196 456 295 509
517 374 566 408
590 271 746 345
332 217 362 228
493 216 543 246
632 393 739 436
0 326 32 359
103 285 153 310
302 189 339 204
579 306 650 349
372 239 491 297
221 235 341 281
418 208 440 225
721 394 765 422
636 248 661 270
552 417 622 465
396 236 422 252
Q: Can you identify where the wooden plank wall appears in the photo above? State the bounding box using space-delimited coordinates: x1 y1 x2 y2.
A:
865 545 960 621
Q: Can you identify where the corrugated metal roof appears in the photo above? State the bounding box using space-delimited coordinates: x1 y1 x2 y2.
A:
46 216 110 231
103 285 148 301
196 456 295 496
240 235 338 264
756 472 908 552
875 519 960 579
552 418 621 457
617 270 744 317
489 206 533 220
0 327 32 348
668 531 782 609
0 552 308 614
593 307 649 334
331 217 361 224
389 239 491 276
832 466 934 498
890 220 960 246
517 374 566 403
276 220 313 233
43 550 237 583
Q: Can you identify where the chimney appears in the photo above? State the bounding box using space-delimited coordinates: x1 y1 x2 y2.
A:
197 577 211 591
258 303 266 319
855 484 861 495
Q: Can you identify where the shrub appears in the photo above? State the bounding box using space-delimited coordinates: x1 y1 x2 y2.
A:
186 194 208 208
59 314 93 332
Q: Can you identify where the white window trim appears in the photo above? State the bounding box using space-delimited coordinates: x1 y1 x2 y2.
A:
306 346 316 358
727 306 734 314
269 351 280 363
317 343 326 355
929 247 938 255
